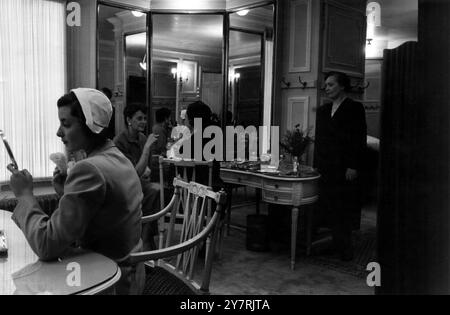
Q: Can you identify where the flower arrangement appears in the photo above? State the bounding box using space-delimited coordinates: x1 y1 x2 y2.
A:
280 124 314 162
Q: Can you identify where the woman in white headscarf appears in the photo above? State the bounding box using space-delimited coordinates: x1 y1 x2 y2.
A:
8 88 144 295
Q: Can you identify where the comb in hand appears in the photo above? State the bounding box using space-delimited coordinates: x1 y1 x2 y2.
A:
0 230 7 257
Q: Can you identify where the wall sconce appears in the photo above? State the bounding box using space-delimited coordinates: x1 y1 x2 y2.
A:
171 67 177 79
172 66 189 83
366 2 380 48
139 54 147 71
237 10 249 16
180 71 189 83
132 11 144 18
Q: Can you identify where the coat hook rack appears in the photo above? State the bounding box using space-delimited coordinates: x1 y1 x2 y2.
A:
298 76 307 89
350 81 370 93
114 86 124 97
281 77 291 88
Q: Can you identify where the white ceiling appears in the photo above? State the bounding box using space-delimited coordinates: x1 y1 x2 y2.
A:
98 4 273 59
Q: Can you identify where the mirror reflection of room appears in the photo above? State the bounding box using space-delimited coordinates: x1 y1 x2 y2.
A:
151 14 224 126
97 5 147 138
229 5 274 153
229 30 262 127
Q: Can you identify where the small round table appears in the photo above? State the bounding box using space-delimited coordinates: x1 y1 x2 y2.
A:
0 210 121 295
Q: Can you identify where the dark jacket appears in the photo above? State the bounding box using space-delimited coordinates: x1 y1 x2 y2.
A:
314 98 367 230
314 98 367 178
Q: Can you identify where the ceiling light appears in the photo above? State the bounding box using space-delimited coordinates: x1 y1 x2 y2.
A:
132 11 144 18
139 54 147 71
237 10 249 16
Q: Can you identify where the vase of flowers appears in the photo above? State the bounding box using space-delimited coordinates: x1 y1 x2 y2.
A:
280 124 314 165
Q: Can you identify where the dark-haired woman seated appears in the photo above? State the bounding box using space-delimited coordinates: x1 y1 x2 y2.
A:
314 72 367 261
184 101 223 191
114 103 160 251
9 88 144 294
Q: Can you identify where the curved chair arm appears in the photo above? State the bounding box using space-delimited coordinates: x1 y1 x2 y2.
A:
128 211 221 265
141 189 179 224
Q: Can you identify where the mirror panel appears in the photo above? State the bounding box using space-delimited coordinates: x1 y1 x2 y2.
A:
125 32 147 105
229 4 275 153
98 4 148 137
151 14 224 124
229 30 262 127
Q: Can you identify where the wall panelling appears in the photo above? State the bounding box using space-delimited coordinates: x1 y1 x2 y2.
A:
289 0 312 73
322 0 366 77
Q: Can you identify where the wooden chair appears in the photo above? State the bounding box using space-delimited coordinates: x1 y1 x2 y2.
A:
158 156 213 209
128 178 227 295
158 157 225 258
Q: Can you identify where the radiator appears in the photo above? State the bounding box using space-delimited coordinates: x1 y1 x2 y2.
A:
0 194 59 215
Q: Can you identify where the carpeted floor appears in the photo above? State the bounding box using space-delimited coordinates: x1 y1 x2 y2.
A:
204 187 376 295
303 228 377 279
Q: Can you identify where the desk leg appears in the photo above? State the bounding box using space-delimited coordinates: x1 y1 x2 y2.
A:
306 206 313 256
291 206 299 270
255 189 261 215
226 186 233 236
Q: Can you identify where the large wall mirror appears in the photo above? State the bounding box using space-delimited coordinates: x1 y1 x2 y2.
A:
229 4 275 153
97 2 275 144
151 14 224 125
97 4 148 137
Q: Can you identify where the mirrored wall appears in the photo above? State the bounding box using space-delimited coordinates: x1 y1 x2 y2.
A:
229 4 275 153
96 2 275 142
151 14 224 125
98 4 148 137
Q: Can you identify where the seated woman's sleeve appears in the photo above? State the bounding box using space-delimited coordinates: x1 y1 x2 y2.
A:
11 162 106 261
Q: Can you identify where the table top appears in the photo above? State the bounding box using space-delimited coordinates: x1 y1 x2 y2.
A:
220 163 320 182
0 210 121 295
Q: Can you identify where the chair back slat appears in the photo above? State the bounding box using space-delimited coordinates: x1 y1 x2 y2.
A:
174 186 209 276
134 176 226 294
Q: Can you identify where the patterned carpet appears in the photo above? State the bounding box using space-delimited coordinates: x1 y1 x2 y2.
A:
228 187 378 281
303 228 377 279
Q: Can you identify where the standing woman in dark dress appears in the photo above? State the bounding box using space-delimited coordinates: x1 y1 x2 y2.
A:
314 72 367 261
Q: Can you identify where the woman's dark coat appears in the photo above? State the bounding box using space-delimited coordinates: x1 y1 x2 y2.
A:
314 97 367 230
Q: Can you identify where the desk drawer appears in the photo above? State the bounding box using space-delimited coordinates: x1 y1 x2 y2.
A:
234 174 261 186
262 190 293 204
262 179 293 192
220 172 261 187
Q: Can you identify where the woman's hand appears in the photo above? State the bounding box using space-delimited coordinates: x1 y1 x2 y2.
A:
141 167 151 182
345 168 358 181
8 164 34 198
52 168 67 197
144 133 159 150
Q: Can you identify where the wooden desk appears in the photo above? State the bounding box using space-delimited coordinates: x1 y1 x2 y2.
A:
0 210 121 295
220 168 320 270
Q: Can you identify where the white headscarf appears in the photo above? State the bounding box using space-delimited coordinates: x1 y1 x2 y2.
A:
71 88 112 134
